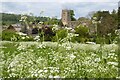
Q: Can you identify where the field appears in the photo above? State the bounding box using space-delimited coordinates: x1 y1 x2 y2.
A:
0 41 118 78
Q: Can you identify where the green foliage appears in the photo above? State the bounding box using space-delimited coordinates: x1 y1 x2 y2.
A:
95 36 112 44
75 25 89 37
52 29 67 42
0 42 118 78
1 13 55 26
44 18 60 25
57 29 67 40
70 10 76 21
2 30 34 41
39 26 55 41
95 37 105 44
79 37 86 43
92 11 118 36
2 30 18 41
118 7 120 28
58 19 63 26
1 13 21 25
0 32 2 40
71 36 79 43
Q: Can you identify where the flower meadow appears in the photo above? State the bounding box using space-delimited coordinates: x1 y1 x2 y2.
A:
0 41 119 78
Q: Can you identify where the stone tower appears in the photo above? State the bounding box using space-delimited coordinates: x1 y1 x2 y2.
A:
61 9 71 26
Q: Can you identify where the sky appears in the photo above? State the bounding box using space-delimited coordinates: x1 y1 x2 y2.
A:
1 0 119 19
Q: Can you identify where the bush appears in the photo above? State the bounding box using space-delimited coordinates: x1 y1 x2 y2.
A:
2 30 18 41
52 29 67 42
57 29 67 39
2 30 34 41
75 25 89 37
79 37 86 43
71 36 78 43
39 26 55 41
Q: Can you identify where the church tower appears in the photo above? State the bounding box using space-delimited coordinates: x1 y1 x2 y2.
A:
61 9 71 26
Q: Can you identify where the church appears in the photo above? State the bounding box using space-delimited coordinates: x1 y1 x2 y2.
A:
61 9 88 28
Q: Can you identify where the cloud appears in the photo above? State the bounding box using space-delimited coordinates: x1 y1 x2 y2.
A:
2 2 30 14
1 0 120 2
0 3 2 13
1 2 118 19
62 2 118 18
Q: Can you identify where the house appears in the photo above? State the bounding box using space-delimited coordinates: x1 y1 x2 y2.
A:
6 25 16 31
11 23 22 32
2 23 22 32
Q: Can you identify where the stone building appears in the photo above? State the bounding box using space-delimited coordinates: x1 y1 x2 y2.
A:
61 9 82 28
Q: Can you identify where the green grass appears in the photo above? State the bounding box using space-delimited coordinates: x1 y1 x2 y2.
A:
0 41 118 78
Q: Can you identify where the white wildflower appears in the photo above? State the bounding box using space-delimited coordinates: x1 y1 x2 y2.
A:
34 73 38 77
26 36 29 38
107 62 118 66
86 42 96 44
65 27 72 30
69 54 76 59
39 74 43 77
92 20 97 24
44 69 48 73
49 75 54 78
94 58 101 62
21 37 25 40
39 21 43 24
74 34 79 36
93 17 97 20
52 26 59 31
50 70 54 73
54 76 60 78
66 46 71 50
19 20 22 22
71 29 75 33
34 36 40 41
38 70 43 73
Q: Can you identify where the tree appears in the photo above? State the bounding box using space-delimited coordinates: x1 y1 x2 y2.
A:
58 19 63 26
118 7 120 29
70 10 76 21
91 11 117 36
78 17 89 21
1 13 51 26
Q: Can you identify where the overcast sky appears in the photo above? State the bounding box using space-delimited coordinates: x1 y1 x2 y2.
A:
1 0 119 19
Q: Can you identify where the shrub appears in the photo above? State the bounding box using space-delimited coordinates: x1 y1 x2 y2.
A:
75 25 89 37
57 29 67 39
39 26 55 41
52 29 67 42
79 37 86 43
2 30 34 41
2 30 18 41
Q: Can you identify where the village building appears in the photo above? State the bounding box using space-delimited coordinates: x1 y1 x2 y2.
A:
2 23 22 32
61 9 80 28
61 9 90 28
2 9 93 35
61 9 95 35
11 23 22 32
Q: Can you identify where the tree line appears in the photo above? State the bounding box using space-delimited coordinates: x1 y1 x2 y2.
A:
1 13 60 26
